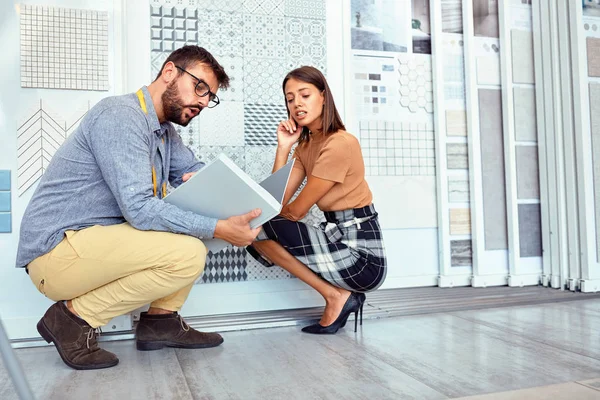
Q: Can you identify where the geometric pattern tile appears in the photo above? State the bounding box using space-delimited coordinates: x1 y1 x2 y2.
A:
244 58 289 104
246 252 292 280
20 5 109 91
244 103 288 146
198 247 248 284
17 100 91 195
358 120 435 176
244 14 286 59
214 55 245 102
284 0 325 19
244 145 277 182
196 10 243 58
199 101 245 147
150 5 199 53
151 51 170 79
243 0 284 15
195 146 246 169
196 0 240 11
397 55 434 113
285 17 327 71
175 118 200 149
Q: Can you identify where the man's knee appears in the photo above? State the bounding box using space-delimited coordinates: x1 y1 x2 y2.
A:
175 236 207 279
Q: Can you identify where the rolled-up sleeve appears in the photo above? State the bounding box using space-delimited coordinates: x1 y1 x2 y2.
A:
87 106 218 239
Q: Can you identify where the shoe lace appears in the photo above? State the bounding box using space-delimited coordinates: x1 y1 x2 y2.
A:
85 327 103 349
178 315 190 332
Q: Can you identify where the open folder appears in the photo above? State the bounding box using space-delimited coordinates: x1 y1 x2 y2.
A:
164 153 295 253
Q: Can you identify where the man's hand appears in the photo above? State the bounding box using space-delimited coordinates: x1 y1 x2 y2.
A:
182 172 196 182
214 209 262 247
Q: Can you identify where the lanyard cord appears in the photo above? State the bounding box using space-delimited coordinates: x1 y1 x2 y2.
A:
136 89 166 198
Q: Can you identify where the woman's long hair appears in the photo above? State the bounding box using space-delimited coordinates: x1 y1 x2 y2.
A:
282 66 345 145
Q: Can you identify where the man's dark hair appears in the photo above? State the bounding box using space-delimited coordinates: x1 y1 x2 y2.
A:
154 45 230 89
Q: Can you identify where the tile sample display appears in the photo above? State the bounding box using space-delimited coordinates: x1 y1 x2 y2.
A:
359 121 436 176
198 101 245 147
446 143 468 169
448 175 470 203
513 87 537 142
17 100 90 195
450 208 471 235
244 103 287 146
518 203 542 257
451 239 472 266
587 37 600 78
200 248 248 283
479 89 508 250
516 146 540 200
20 5 109 91
511 30 535 84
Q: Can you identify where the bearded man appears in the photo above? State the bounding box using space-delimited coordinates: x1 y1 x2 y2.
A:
16 46 261 370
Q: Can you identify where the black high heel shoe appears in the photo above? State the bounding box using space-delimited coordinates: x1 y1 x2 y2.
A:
301 292 365 335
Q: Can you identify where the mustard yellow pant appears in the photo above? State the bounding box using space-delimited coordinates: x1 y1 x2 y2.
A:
27 223 207 328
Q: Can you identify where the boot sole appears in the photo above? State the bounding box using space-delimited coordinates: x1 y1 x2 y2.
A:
136 337 224 351
37 319 119 370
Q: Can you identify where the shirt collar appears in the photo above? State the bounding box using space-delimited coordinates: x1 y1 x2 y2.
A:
139 86 163 136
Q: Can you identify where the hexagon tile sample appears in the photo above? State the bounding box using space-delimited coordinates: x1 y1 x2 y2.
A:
396 54 434 114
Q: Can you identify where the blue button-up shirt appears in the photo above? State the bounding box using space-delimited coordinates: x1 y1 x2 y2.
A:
16 86 217 268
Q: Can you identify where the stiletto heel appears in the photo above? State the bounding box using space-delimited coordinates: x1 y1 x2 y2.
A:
302 292 362 335
360 303 364 326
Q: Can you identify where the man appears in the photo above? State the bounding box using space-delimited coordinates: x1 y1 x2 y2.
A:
16 46 261 370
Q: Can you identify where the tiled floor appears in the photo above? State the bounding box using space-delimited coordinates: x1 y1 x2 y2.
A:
2 299 600 399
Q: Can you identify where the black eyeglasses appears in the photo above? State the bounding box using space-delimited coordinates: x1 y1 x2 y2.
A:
175 66 220 108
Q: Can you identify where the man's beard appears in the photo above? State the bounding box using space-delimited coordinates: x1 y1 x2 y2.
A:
162 80 198 127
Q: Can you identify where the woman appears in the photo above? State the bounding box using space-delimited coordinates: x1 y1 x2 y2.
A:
247 66 387 334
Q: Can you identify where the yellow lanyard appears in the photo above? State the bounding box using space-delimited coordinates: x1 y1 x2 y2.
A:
136 89 166 198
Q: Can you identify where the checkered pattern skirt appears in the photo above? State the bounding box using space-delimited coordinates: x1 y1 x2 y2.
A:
247 204 387 292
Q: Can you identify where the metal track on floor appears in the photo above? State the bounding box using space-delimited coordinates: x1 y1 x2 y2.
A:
12 285 600 348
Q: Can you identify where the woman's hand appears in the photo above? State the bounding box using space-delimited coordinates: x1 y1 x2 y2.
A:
276 118 302 150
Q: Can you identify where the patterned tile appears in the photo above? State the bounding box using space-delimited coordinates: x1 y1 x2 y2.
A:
199 247 248 284
285 17 327 71
151 51 170 79
197 10 243 58
397 54 434 114
244 103 288 146
246 252 291 280
244 14 286 59
284 0 325 20
198 101 245 146
175 118 200 149
243 0 284 16
352 56 399 119
195 146 246 169
359 120 435 176
20 5 109 91
196 0 240 11
244 58 289 104
150 5 199 53
217 56 244 102
449 208 471 235
17 100 91 195
244 146 276 182
300 205 324 227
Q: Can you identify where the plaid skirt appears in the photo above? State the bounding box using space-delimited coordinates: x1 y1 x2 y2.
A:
247 204 387 292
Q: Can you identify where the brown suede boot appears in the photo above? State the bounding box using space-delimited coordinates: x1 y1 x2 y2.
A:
136 312 224 351
37 302 119 370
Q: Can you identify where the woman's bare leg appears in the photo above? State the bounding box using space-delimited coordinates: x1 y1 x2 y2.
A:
252 240 351 326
